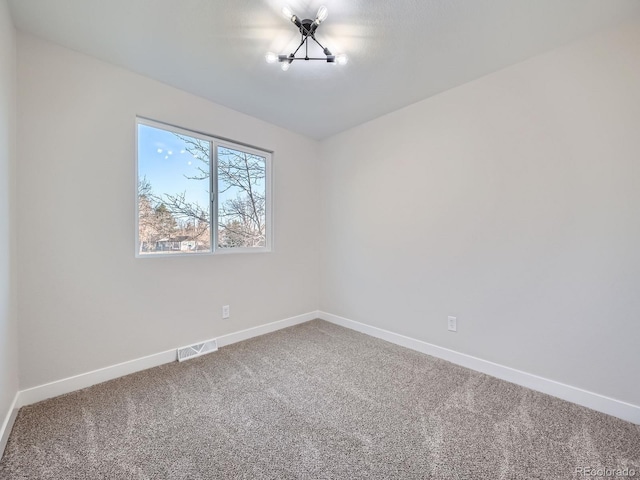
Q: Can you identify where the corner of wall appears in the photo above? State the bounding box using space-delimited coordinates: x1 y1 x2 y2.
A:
0 0 20 458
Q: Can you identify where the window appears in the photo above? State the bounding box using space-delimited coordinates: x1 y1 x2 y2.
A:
136 119 271 256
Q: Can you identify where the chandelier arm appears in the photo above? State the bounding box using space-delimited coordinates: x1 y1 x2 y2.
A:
310 35 326 51
291 37 308 57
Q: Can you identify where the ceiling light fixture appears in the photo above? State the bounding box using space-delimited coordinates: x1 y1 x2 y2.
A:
266 5 347 70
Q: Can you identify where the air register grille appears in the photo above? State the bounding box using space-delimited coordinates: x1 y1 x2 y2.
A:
177 339 218 362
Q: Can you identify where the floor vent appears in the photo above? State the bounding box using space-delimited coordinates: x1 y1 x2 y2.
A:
177 339 218 362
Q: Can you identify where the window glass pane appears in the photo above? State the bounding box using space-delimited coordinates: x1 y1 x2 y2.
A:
217 146 267 248
137 124 211 255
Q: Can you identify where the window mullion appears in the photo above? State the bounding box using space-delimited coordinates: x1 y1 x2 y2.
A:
211 141 218 252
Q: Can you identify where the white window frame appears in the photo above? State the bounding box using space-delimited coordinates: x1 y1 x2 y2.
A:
135 117 273 258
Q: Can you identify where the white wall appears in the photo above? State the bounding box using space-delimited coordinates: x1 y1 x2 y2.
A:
0 0 19 433
16 33 320 389
320 19 640 406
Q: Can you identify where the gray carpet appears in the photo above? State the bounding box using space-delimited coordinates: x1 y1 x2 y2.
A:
1 320 639 479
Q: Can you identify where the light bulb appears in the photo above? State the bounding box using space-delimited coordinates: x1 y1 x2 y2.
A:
281 62 290 71
281 6 294 20
316 5 328 23
265 52 278 64
336 54 348 65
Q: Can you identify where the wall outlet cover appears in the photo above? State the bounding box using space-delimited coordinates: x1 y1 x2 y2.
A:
448 316 457 332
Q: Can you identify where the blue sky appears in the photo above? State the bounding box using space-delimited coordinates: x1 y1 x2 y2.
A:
138 124 211 210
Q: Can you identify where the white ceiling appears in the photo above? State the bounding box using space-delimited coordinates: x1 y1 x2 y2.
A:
8 0 640 139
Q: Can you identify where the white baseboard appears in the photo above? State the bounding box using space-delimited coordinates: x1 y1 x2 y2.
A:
0 392 19 457
216 311 319 348
16 311 319 410
17 349 178 409
319 311 640 425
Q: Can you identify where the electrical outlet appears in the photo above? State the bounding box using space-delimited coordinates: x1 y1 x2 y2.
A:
448 316 457 332
222 305 230 319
